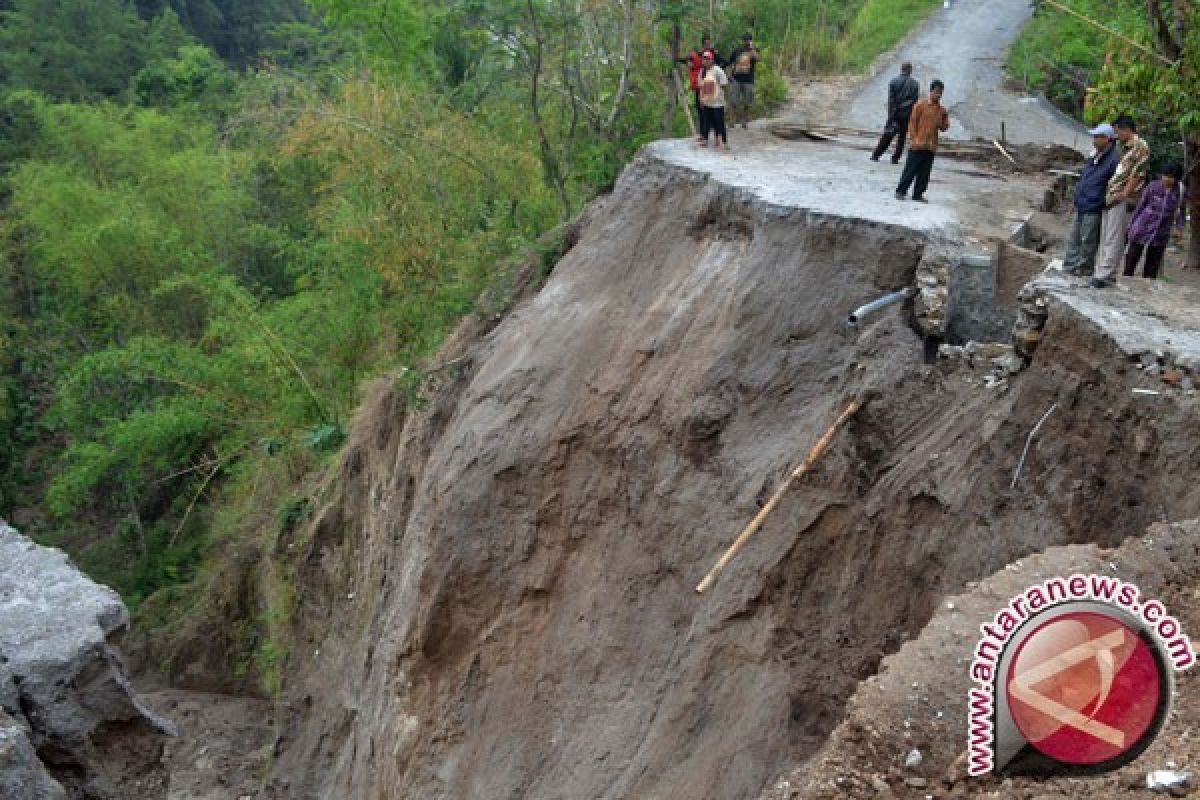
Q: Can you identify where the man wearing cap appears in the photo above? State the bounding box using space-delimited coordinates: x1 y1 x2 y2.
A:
1063 123 1119 276
1092 115 1151 288
871 62 920 163
727 33 759 129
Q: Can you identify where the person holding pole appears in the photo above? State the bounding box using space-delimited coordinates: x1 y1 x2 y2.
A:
678 35 715 142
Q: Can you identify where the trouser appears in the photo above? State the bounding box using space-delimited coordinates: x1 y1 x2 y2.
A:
1094 201 1132 282
694 89 703 135
872 114 911 162
1062 211 1102 273
897 149 935 197
701 105 727 143
1124 241 1166 279
728 81 754 122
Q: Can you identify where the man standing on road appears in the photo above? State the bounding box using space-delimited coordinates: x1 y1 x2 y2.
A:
1064 123 1119 276
1091 115 1150 288
679 35 716 141
895 79 949 203
727 33 759 129
697 50 729 150
871 62 920 163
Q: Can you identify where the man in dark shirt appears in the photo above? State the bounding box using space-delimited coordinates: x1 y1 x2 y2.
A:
727 32 759 129
1064 124 1119 275
871 62 920 164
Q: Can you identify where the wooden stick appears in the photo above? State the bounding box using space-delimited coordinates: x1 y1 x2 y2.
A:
673 67 697 137
695 398 864 594
1040 0 1176 67
993 139 1019 167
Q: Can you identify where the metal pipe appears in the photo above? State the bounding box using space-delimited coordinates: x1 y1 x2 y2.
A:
846 287 917 328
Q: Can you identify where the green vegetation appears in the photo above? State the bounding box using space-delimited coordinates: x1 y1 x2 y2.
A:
0 0 951 694
703 0 941 75
840 0 943 71
1008 0 1150 117
1009 1 1198 268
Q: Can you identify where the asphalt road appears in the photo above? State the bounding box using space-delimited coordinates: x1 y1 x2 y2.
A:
845 0 1087 151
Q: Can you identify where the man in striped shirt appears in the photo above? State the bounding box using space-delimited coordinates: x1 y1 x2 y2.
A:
1091 115 1151 288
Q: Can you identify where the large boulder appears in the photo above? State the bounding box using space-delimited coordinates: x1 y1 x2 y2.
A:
0 710 65 800
0 522 174 798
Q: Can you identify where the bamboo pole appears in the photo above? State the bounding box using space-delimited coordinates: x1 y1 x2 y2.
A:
674 67 697 137
1040 0 1176 66
695 398 864 594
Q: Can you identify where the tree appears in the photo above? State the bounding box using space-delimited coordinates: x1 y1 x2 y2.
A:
0 0 190 100
1090 1 1200 268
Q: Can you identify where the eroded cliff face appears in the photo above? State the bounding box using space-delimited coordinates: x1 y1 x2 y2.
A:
267 151 1200 800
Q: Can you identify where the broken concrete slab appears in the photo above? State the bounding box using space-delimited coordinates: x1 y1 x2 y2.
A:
646 131 1055 246
1024 271 1200 376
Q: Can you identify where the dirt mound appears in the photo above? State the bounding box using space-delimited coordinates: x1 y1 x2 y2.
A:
767 521 1200 799
253 148 1200 800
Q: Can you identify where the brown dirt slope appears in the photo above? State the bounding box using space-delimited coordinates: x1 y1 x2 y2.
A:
260 149 1200 800
770 522 1200 800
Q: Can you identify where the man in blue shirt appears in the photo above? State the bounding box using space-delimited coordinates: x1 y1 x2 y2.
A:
1064 123 1120 276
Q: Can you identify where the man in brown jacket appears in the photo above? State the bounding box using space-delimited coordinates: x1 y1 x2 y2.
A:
895 80 950 203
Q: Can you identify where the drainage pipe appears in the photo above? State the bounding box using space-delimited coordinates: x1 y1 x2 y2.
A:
846 287 917 328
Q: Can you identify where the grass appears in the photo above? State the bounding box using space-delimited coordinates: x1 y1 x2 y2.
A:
839 0 945 71
1006 0 1150 117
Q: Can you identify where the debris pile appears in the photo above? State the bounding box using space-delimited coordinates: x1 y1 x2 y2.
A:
938 340 1026 389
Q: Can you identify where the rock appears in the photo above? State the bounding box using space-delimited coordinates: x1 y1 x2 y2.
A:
0 661 17 715
870 775 891 792
0 710 66 800
1147 769 1193 792
0 523 175 794
684 393 734 441
905 748 923 768
993 353 1026 375
1162 369 1184 386
905 775 929 789
965 341 1015 362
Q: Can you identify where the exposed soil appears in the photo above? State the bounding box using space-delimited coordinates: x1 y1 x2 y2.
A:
84 2 1200 799
259 150 1200 800
767 523 1200 799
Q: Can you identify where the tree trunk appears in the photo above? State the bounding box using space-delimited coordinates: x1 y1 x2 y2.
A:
663 22 680 135
1189 139 1200 270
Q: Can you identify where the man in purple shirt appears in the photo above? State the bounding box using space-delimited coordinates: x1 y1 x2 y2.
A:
1124 163 1185 279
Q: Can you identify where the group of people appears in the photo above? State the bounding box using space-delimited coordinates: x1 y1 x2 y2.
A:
679 33 760 150
1064 118 1184 286
867 63 1185 279
868 62 951 204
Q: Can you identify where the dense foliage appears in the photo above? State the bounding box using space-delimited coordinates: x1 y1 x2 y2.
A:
0 0 943 690
1008 0 1199 267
